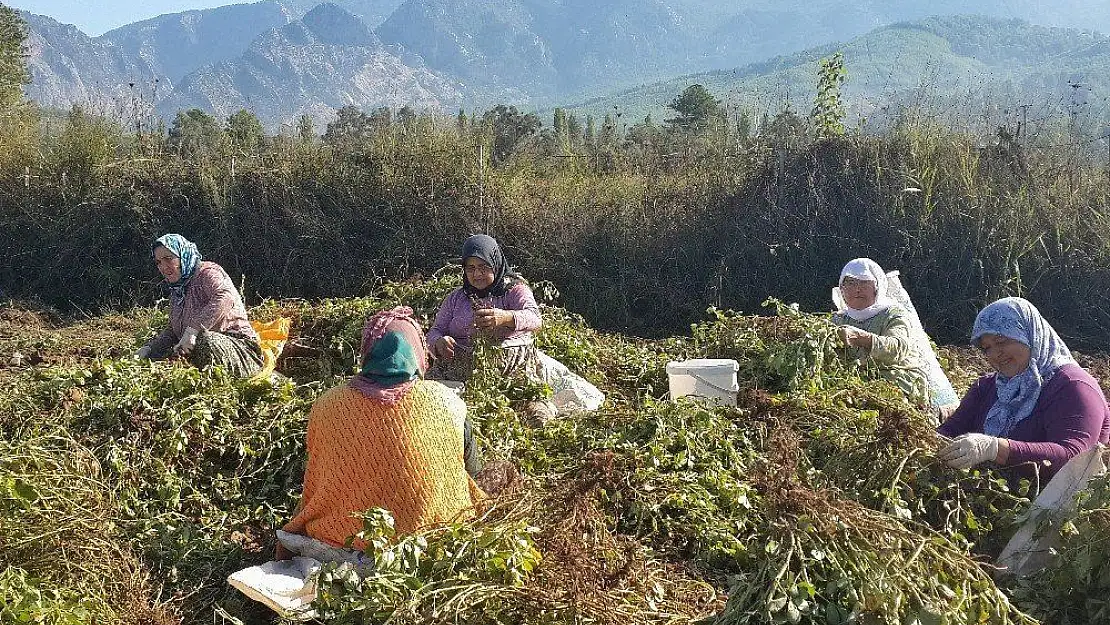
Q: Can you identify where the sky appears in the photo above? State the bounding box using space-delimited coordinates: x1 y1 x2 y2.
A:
7 1 238 36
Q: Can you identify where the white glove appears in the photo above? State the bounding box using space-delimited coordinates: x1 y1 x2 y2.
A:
133 345 151 360
174 327 199 356
938 433 1000 470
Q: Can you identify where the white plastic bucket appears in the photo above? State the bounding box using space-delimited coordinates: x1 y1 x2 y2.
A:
666 359 740 406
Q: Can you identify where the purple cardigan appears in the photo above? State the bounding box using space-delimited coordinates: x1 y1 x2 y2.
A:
426 284 542 351
939 363 1110 476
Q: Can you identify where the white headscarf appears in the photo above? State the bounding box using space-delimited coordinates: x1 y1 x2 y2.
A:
837 258 894 322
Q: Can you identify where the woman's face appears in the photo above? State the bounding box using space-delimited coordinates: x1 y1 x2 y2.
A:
464 257 496 291
154 245 182 283
978 333 1032 378
841 276 878 309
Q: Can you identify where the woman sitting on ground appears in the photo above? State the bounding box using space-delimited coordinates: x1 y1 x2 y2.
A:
938 297 1110 479
427 234 542 382
832 258 929 403
135 234 263 378
278 307 484 562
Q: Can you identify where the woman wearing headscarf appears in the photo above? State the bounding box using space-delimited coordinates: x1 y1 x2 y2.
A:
277 307 484 561
832 258 929 403
135 234 263 378
938 297 1110 478
426 234 542 382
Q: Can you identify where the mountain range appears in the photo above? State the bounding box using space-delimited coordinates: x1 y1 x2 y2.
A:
16 0 1110 129
565 16 1110 129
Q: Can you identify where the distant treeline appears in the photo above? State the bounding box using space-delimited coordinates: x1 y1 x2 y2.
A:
2 89 1110 346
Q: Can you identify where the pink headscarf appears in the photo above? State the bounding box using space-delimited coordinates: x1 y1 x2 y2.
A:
348 306 429 404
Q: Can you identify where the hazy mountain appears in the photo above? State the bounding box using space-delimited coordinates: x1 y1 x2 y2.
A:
157 3 463 129
376 0 697 99
20 11 160 115
279 0 406 27
99 2 292 84
18 0 1110 126
564 16 1110 127
374 0 1110 104
699 0 1110 71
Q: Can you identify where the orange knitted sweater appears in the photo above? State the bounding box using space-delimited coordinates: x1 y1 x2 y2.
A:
283 381 484 550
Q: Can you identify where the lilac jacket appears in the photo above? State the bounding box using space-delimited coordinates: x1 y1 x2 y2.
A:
146 261 257 355
426 284 542 351
939 364 1110 477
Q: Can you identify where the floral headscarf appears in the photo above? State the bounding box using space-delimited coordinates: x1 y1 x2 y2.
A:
349 307 428 404
972 297 1076 437
153 234 202 307
837 258 894 322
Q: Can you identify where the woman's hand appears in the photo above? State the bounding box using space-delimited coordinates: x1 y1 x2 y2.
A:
474 308 513 332
839 326 874 350
433 335 457 360
174 327 199 356
938 433 1004 469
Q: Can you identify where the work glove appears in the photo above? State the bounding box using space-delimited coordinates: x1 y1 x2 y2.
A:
133 345 151 360
938 433 1000 470
174 327 199 357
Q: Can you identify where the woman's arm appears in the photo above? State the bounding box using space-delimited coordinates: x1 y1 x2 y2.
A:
427 290 464 347
868 310 915 366
143 327 179 359
188 265 239 331
938 378 988 438
503 284 542 332
1004 379 1107 470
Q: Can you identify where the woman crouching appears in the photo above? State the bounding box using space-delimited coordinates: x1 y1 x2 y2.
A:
135 234 263 378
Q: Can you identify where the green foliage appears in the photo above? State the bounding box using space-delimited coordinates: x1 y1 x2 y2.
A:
811 52 847 139
482 104 542 166
2 279 1090 625
312 508 541 622
324 104 374 146
49 106 121 196
0 3 27 110
225 109 264 154
666 84 722 132
168 108 223 157
1014 475 1110 624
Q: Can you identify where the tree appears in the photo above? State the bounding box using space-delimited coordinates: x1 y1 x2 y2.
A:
763 105 806 148
368 106 392 132
225 109 265 154
0 5 27 109
666 84 722 132
323 105 373 146
396 105 416 131
811 52 847 139
566 113 583 146
598 113 618 148
168 108 222 157
456 108 467 133
735 111 752 143
481 104 541 166
296 114 315 141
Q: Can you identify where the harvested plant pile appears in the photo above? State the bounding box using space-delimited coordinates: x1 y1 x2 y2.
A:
1 277 1106 624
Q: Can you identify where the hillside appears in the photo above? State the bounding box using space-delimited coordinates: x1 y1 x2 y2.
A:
20 11 160 114
279 0 406 26
98 1 292 85
564 15 1110 127
156 3 463 129
16 1 1110 131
